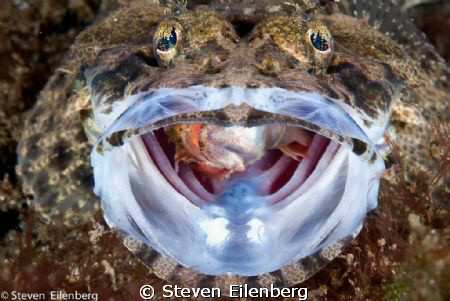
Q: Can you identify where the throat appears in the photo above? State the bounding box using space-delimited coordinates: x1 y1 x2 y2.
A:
142 125 331 204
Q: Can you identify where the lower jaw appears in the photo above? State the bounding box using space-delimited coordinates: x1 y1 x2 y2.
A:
94 125 381 275
122 131 345 275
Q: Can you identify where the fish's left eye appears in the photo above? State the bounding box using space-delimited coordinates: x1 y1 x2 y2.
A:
307 23 332 55
157 27 177 52
310 31 329 52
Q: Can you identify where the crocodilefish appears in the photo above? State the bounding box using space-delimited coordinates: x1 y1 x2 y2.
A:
17 0 449 289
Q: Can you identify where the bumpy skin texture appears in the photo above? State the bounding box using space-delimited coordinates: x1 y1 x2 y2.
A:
17 0 449 290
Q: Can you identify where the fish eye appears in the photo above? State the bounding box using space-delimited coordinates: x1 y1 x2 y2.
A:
153 22 182 67
310 31 329 52
157 27 177 52
304 23 333 73
307 23 332 54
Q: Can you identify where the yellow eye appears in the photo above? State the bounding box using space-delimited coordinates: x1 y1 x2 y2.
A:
310 31 329 52
307 24 332 53
305 22 333 73
153 22 182 67
156 27 177 53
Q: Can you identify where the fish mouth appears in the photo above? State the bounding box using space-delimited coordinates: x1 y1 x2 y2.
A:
91 87 385 276
142 126 332 206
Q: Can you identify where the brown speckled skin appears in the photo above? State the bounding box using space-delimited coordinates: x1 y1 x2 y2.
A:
16 0 449 291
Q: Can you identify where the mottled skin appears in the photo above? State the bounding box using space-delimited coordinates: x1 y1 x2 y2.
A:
17 0 449 291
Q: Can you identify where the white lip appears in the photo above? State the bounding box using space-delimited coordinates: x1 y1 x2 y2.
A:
94 86 385 154
91 87 386 276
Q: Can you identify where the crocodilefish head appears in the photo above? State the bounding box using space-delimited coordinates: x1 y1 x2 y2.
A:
81 0 406 285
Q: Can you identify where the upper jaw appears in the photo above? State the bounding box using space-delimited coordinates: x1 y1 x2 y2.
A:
93 86 385 160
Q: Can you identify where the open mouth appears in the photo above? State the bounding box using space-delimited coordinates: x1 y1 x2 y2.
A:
91 87 385 276
142 126 333 206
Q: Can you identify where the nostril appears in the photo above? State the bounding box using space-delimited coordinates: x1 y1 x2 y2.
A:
231 20 256 38
135 51 159 67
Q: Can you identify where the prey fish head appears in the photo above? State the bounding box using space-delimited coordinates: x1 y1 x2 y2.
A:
78 0 408 283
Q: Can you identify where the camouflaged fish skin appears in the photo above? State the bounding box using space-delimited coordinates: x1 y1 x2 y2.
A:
17 0 449 290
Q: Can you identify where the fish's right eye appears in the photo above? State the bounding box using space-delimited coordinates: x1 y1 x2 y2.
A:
153 22 182 67
157 27 177 52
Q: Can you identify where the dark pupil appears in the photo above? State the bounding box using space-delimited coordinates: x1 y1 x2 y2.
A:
310 32 329 52
158 28 177 52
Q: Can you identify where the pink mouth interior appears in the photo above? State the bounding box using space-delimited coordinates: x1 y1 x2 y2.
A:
142 127 330 205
